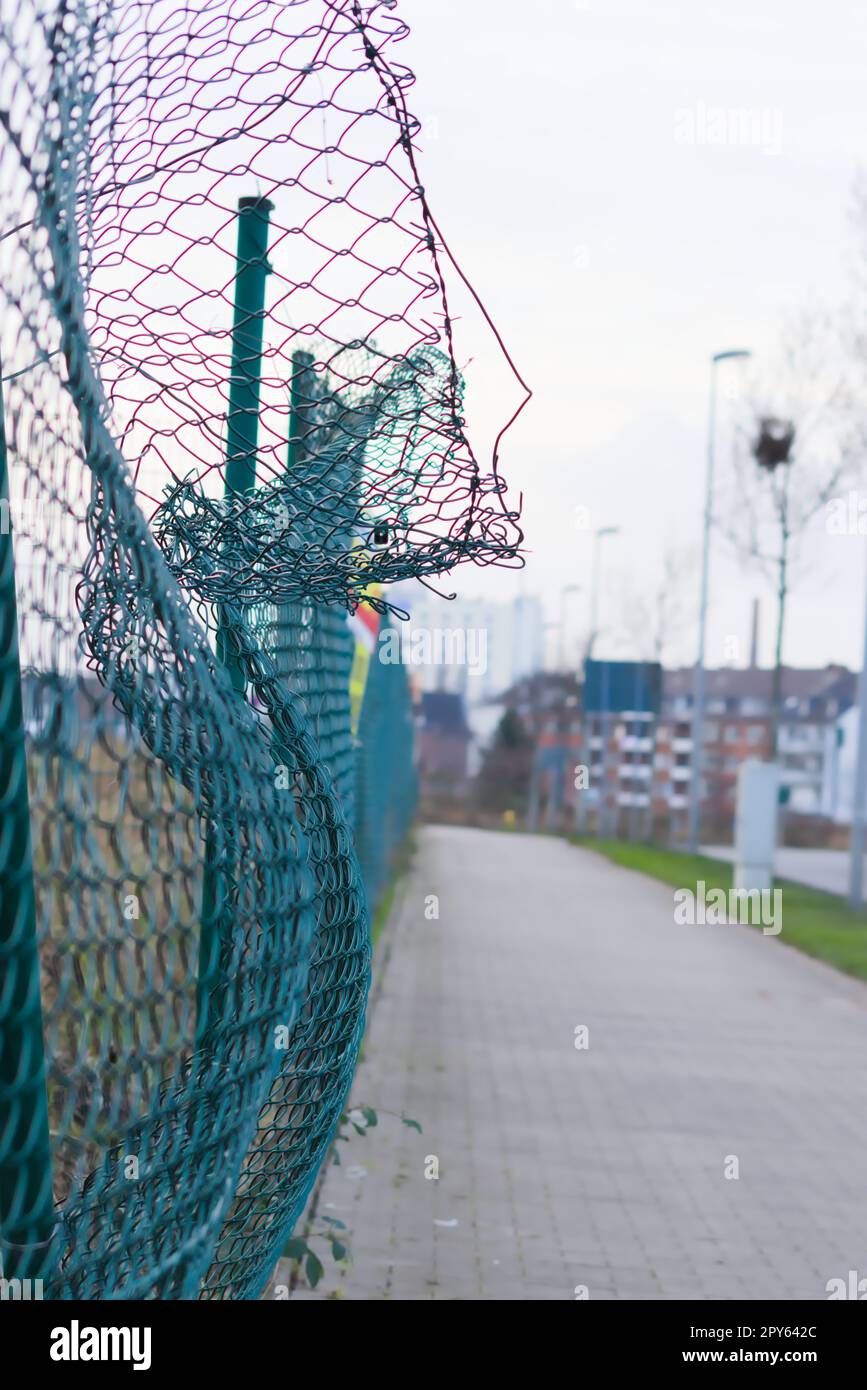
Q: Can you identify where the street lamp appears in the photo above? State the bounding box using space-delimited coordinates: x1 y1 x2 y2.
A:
849 552 867 908
587 525 620 660
558 583 582 671
584 526 620 839
687 348 752 854
542 619 559 673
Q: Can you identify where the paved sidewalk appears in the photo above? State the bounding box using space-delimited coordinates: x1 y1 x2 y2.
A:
285 825 867 1300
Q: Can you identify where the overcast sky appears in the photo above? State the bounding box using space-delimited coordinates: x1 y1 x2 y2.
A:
398 0 867 672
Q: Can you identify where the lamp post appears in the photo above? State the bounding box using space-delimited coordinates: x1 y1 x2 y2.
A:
558 584 582 671
583 527 619 838
688 349 751 854
587 525 619 660
849 542 867 909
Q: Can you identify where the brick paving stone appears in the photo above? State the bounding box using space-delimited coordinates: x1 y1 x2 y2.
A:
286 826 867 1301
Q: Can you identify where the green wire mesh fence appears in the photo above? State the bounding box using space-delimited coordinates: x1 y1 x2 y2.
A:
355 617 418 914
0 0 525 1300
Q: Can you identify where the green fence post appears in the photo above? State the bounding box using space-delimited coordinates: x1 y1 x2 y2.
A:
197 195 273 1040
0 372 55 1282
218 193 275 687
287 348 315 476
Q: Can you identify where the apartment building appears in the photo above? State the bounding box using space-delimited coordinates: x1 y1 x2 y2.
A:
491 663 857 835
656 665 855 832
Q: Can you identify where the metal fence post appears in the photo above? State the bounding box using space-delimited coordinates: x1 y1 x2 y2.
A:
287 348 315 475
197 195 273 1040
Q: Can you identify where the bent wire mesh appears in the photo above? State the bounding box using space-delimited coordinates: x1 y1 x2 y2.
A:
0 0 525 1300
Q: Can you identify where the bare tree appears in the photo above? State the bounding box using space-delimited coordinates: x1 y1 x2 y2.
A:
720 306 866 756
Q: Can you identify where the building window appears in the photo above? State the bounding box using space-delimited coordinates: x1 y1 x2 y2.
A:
785 724 815 745
723 726 738 744
747 726 764 745
740 698 767 717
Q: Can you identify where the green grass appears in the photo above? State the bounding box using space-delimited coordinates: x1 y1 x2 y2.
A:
570 837 867 984
370 877 398 950
369 830 416 950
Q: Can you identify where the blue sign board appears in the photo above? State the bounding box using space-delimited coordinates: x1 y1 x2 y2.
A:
583 659 663 715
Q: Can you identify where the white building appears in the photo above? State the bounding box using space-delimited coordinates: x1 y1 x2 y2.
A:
387 589 545 774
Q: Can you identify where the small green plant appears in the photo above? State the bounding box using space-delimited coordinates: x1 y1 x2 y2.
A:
283 1104 423 1290
283 1216 349 1289
332 1104 422 1163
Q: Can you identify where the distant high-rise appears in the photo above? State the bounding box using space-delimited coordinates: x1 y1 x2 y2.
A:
390 589 545 705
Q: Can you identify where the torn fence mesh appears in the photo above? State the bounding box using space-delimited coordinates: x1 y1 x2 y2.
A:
0 0 523 1299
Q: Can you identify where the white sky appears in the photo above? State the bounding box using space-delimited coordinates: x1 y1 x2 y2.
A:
399 0 867 672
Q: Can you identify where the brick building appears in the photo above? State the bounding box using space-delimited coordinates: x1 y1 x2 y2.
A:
659 665 855 834
487 664 856 837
